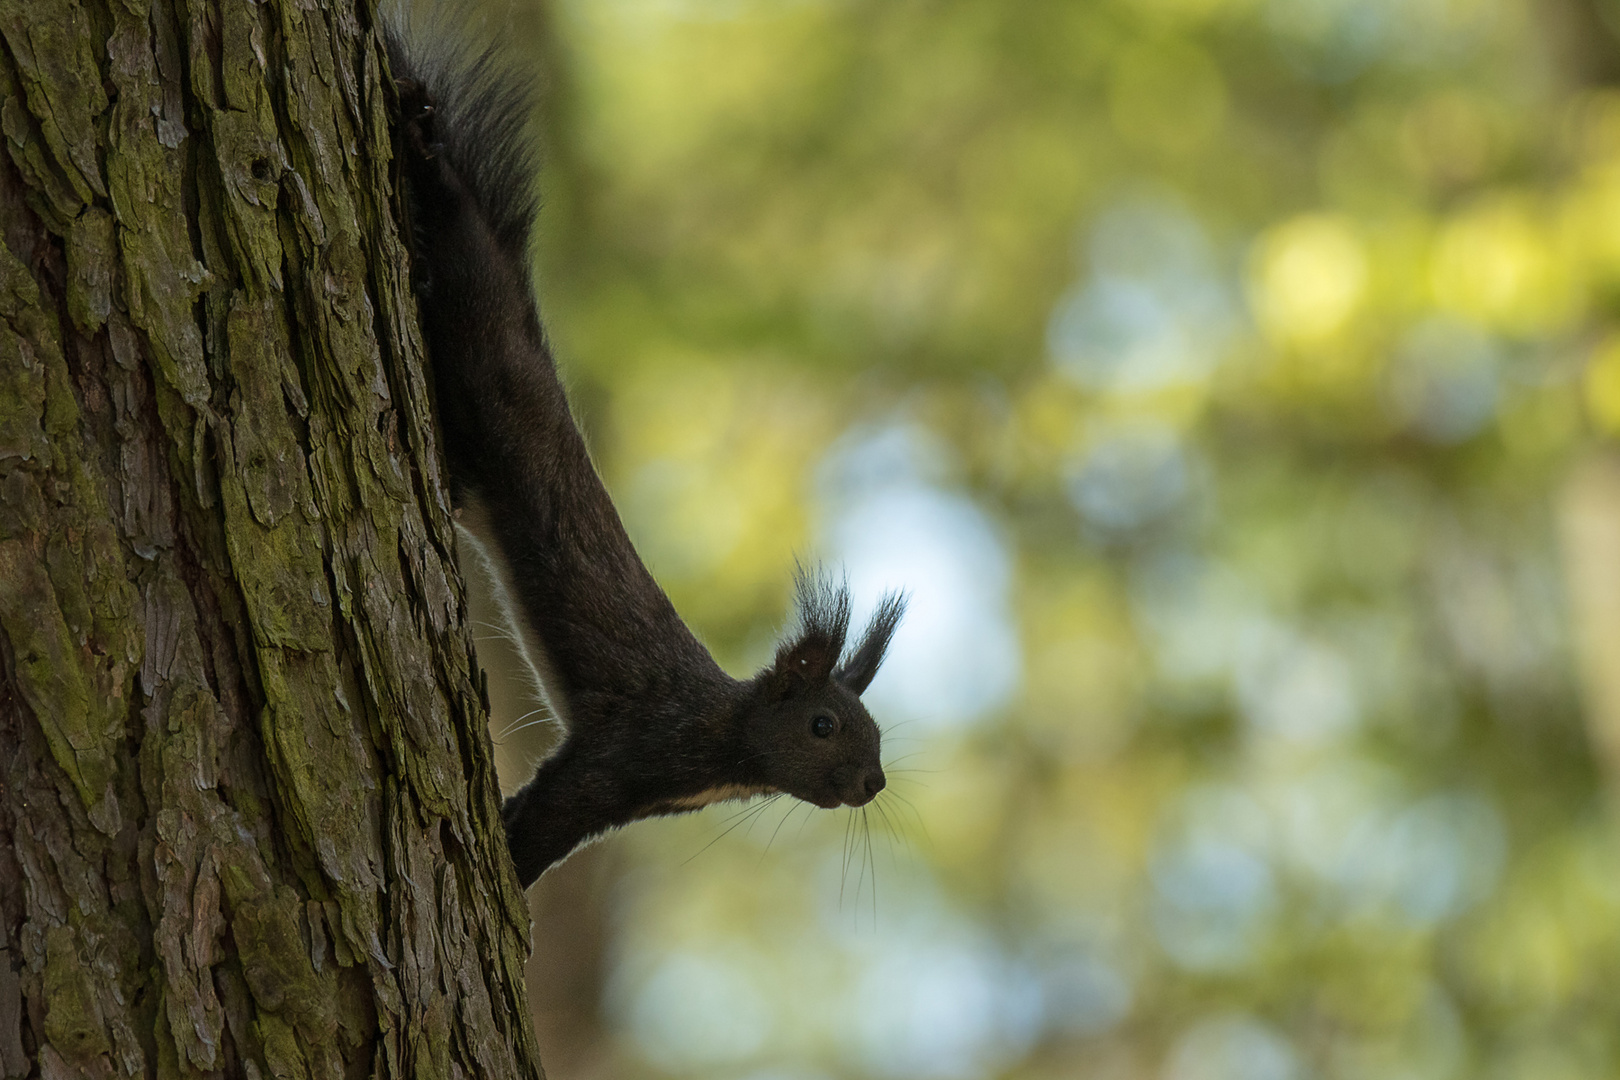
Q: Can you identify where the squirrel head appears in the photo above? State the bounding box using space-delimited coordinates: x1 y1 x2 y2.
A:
743 573 906 810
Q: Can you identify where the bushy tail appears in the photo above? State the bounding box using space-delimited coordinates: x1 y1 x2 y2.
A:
380 0 540 259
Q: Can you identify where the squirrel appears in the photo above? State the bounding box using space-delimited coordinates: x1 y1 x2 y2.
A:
381 9 906 887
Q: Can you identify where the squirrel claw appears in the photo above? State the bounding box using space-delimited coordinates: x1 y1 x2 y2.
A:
396 78 441 160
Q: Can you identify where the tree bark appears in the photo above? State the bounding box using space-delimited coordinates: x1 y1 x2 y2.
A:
0 0 545 1077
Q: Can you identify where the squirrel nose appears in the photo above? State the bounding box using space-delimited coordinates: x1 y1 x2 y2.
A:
863 770 886 799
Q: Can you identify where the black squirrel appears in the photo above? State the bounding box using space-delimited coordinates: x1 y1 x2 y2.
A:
382 9 906 887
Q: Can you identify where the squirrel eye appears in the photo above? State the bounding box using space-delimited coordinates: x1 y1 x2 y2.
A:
811 715 835 738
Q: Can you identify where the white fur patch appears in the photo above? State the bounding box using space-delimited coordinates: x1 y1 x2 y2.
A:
456 494 571 730
667 784 777 810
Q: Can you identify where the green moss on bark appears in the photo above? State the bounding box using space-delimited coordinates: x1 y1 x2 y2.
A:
0 0 544 1076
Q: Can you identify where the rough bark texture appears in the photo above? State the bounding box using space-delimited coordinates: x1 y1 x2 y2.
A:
0 0 545 1077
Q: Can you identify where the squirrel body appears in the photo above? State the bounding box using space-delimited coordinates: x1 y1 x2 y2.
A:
383 9 904 887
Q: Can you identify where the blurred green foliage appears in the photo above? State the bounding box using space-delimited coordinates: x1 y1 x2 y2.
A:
492 0 1620 1076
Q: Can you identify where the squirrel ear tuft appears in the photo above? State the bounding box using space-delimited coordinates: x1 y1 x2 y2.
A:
765 569 851 696
835 592 907 695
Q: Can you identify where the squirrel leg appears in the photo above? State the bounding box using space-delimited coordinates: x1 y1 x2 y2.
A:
501 739 622 886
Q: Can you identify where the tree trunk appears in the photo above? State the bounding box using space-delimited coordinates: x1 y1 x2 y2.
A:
0 0 545 1076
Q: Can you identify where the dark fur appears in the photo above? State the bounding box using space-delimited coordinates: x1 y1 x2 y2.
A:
384 13 905 887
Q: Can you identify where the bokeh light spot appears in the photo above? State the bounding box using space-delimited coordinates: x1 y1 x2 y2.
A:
1249 214 1368 348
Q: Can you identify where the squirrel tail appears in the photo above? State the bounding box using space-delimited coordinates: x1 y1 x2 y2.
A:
380 0 540 261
